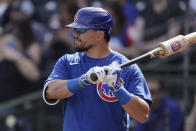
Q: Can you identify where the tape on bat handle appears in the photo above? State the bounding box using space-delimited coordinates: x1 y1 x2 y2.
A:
149 47 165 59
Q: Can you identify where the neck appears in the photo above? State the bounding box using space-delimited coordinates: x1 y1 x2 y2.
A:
85 41 111 58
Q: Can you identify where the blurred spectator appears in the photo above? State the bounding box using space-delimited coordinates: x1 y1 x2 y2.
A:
53 0 78 46
104 1 136 59
0 0 13 33
76 0 102 8
0 113 32 131
134 0 186 54
190 0 196 12
41 0 77 78
133 77 184 131
185 95 196 131
1 0 50 45
189 0 196 65
106 0 138 24
189 0 196 32
35 0 59 24
0 19 41 102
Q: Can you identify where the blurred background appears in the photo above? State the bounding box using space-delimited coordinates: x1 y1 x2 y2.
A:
0 0 195 131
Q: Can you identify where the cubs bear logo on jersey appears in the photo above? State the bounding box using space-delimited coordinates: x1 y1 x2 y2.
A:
97 78 124 102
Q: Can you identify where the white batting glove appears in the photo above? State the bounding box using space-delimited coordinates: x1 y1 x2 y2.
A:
84 66 107 84
104 61 122 91
104 61 120 75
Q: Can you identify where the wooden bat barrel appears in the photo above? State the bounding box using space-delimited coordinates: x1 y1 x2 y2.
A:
158 32 196 58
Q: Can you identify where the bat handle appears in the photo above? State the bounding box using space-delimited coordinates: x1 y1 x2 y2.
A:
89 70 108 82
90 73 98 82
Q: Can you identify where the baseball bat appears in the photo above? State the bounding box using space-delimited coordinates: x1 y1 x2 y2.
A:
90 32 196 82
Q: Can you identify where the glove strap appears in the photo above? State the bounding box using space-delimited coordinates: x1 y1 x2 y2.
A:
113 86 133 105
80 74 91 87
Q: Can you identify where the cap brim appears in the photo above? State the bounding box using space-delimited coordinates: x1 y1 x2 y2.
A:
65 22 89 29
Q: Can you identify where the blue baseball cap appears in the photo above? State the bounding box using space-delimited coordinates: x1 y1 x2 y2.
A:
66 7 114 35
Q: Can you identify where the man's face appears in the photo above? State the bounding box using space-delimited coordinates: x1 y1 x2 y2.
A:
73 28 98 52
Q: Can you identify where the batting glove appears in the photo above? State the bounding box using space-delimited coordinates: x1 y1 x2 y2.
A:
104 61 123 92
83 66 107 84
67 66 107 93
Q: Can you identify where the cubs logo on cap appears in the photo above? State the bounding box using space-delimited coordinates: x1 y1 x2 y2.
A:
74 14 78 22
97 78 124 102
170 41 181 51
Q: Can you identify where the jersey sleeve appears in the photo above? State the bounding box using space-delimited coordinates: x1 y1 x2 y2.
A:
43 55 70 105
124 64 152 106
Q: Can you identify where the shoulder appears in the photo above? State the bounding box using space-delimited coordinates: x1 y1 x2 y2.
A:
111 50 129 63
111 51 141 73
66 52 84 64
57 52 84 65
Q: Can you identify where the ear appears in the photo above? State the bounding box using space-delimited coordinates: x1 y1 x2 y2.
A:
96 30 104 40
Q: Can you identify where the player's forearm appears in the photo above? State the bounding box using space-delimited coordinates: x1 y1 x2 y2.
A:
122 95 150 123
46 79 73 99
45 67 106 100
112 86 150 123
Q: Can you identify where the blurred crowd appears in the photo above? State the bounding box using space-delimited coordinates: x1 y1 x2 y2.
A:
0 0 196 131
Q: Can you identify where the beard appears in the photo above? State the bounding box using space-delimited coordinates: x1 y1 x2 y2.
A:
74 37 92 52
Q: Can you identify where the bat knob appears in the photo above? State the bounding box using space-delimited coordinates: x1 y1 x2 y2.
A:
90 73 98 82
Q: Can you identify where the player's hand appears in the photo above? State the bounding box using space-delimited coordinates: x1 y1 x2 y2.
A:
107 69 122 92
103 61 120 76
104 61 122 92
83 66 107 84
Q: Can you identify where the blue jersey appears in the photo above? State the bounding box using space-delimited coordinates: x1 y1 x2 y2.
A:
43 51 151 131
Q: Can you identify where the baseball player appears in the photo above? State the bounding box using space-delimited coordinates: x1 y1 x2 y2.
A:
43 7 152 131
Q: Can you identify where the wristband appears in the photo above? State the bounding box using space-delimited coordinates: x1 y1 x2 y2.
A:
113 86 133 105
67 77 85 94
67 76 90 94
67 78 81 94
